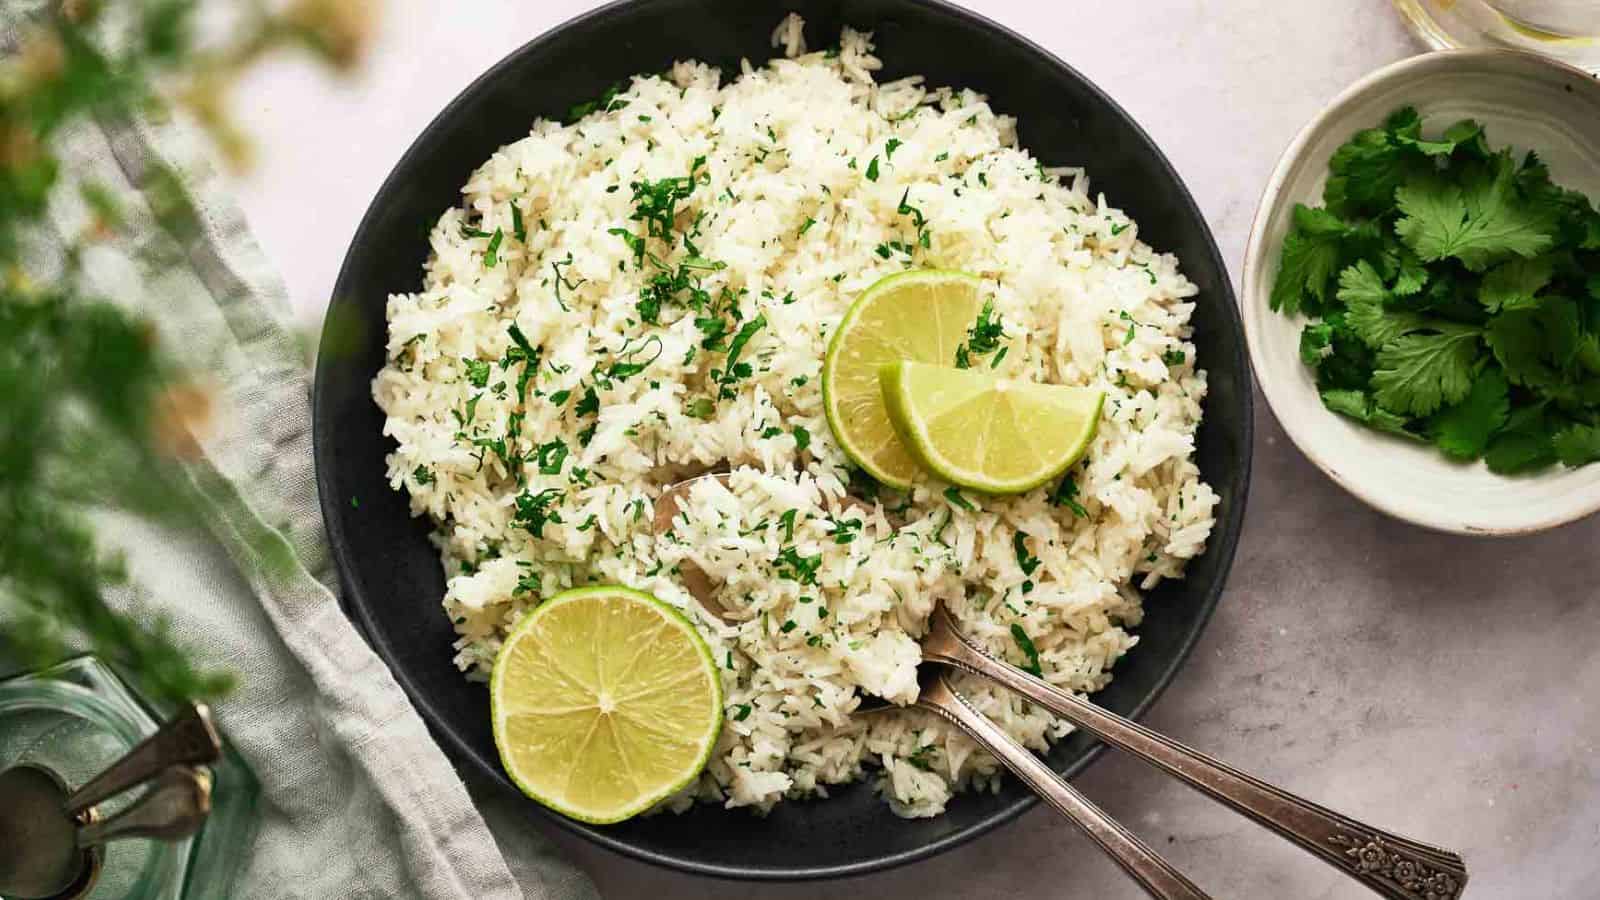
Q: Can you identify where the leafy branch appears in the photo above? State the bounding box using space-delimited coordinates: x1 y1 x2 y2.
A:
0 0 375 705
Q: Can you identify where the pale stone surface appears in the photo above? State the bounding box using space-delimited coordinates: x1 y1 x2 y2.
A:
229 1 1600 896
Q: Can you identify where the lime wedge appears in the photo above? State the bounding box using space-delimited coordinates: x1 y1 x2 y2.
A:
822 270 986 489
881 360 1104 494
490 585 722 824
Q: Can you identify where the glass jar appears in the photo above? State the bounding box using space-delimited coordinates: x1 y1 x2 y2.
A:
1393 0 1600 72
0 658 258 900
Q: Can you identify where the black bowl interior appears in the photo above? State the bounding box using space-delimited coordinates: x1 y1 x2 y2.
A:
313 0 1252 881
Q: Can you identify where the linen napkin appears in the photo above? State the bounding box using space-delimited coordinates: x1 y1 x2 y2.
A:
2 8 600 898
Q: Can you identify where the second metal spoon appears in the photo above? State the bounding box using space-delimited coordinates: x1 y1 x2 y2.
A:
654 473 1209 899
655 473 1469 900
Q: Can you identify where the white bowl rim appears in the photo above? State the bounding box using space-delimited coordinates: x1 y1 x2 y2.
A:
1241 48 1600 537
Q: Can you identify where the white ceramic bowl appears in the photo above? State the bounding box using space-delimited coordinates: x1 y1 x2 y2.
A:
1242 50 1600 535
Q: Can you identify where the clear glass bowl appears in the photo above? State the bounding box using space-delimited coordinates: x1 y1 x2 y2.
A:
1393 0 1600 72
0 658 258 900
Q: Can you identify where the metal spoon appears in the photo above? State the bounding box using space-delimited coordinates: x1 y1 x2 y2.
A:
76 765 213 846
655 473 1469 900
65 703 221 815
0 764 94 899
0 704 221 900
0 764 212 900
654 473 1209 899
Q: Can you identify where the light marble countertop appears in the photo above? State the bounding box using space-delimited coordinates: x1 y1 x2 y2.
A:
228 1 1600 896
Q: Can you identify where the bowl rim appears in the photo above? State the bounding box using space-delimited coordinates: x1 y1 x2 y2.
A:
314 0 1252 880
1240 47 1600 537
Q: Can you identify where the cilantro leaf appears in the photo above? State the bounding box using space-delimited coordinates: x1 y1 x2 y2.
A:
1012 532 1041 577
483 228 504 267
1320 389 1419 440
511 487 564 537
953 299 1007 368
535 439 568 475
1486 299 1582 392
1394 157 1557 272
1478 256 1553 312
1485 403 1558 474
1338 261 1428 349
1430 368 1509 460
1553 424 1600 467
1336 259 1388 307
943 486 976 511
1270 204 1349 315
1299 321 1334 366
1310 312 1377 393
1398 118 1484 158
462 357 491 388
1049 475 1088 517
1371 328 1481 415
1009 624 1042 677
1390 247 1430 296
1322 107 1435 217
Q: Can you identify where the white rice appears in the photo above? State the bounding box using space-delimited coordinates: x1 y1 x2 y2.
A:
373 15 1217 818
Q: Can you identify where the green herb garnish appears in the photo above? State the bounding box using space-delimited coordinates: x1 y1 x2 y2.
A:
774 546 822 585
483 228 503 267
567 81 627 122
954 299 1006 369
1013 532 1041 577
1270 106 1600 471
943 486 975 511
1009 624 1042 676
462 358 491 388
511 204 526 242
713 314 766 398
502 323 541 405
535 439 568 475
511 487 564 537
1049 475 1088 517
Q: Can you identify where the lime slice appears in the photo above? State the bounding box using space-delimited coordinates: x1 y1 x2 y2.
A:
881 360 1104 494
490 585 722 824
822 270 986 488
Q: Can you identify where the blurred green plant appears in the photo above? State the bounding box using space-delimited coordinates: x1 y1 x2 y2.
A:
0 0 375 705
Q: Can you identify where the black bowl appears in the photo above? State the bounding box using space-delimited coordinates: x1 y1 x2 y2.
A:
313 0 1252 881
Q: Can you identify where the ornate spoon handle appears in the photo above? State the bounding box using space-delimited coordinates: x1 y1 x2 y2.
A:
924 609 1467 900
918 673 1212 900
66 703 221 814
77 766 211 846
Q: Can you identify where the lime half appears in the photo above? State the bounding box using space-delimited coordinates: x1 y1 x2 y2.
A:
822 270 986 489
490 585 722 824
881 360 1104 494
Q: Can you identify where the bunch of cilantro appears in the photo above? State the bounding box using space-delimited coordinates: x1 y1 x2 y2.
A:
1272 107 1600 473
